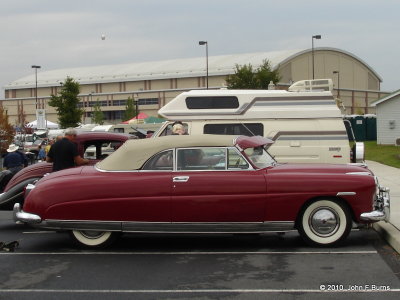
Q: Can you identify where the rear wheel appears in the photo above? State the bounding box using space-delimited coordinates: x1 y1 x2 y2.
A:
298 199 352 247
70 230 118 248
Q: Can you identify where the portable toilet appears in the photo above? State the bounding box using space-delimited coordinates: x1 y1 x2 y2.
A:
347 115 366 142
365 114 377 141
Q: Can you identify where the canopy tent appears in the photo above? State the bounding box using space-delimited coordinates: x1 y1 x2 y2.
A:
144 116 165 123
26 120 59 129
121 112 149 124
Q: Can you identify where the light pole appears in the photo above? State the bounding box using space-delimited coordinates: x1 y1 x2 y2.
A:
311 35 321 79
199 41 208 89
333 71 340 97
135 93 140 119
87 92 92 123
31 65 41 109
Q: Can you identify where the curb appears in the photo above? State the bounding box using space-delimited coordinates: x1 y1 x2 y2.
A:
373 222 400 254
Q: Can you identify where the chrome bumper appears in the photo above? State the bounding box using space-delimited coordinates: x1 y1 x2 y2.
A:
13 203 42 224
360 186 390 222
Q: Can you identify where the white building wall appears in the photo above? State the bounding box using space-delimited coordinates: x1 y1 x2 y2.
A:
376 96 400 144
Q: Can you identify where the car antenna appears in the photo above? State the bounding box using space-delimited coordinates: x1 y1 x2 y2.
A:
240 122 256 136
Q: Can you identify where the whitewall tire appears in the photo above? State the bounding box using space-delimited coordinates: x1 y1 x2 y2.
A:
298 199 352 247
70 230 118 248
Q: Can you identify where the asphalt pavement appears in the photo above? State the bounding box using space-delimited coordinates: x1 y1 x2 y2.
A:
366 160 400 254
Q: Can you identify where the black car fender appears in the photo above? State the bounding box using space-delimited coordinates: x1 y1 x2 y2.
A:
0 177 41 208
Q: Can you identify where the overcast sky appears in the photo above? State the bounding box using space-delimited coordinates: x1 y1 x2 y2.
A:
0 0 399 96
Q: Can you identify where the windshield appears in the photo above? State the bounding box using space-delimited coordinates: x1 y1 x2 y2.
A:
25 135 34 142
244 146 276 169
151 122 168 138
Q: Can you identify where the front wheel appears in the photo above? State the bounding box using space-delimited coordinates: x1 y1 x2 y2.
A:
298 199 352 247
70 230 119 248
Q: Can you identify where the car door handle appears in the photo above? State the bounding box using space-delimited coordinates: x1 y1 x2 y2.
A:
173 176 189 183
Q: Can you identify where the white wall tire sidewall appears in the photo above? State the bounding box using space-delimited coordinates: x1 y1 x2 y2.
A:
71 230 112 247
301 200 348 246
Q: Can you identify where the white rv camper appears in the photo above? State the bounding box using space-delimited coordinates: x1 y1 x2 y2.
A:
155 79 364 164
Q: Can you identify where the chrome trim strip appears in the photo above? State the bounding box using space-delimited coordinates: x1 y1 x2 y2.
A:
122 221 295 233
44 220 122 231
31 220 295 233
336 192 356 196
348 163 368 168
97 146 255 172
346 172 372 176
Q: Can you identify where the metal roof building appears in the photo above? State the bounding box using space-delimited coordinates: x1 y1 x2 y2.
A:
1 47 388 125
371 90 400 145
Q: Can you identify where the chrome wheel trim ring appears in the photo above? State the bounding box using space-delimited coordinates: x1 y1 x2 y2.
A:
79 230 108 240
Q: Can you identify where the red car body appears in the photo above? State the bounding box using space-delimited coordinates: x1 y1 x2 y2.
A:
14 135 390 248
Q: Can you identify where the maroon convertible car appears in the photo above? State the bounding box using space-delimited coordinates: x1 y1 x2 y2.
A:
14 135 390 248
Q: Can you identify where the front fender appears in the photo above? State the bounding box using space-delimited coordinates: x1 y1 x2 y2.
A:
0 177 41 209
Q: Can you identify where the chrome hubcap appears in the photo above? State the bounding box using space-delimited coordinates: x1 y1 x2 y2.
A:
79 231 106 239
309 208 339 236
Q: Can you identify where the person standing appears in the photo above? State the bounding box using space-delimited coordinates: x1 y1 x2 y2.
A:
37 145 46 161
46 128 89 172
2 144 27 175
45 139 54 155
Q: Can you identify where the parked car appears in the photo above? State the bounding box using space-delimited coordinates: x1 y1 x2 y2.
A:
24 138 46 159
14 135 390 248
0 132 130 209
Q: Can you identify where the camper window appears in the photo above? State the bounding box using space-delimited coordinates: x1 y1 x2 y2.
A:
203 123 263 136
159 123 189 136
185 96 239 109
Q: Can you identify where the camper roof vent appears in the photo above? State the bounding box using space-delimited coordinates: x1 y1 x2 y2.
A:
288 79 333 92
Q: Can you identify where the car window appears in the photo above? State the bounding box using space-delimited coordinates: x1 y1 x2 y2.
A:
142 150 173 171
244 146 276 168
84 140 124 160
227 148 250 170
158 123 189 136
177 147 226 171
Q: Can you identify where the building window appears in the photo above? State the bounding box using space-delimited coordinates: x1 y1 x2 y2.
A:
185 96 239 109
138 98 159 105
113 99 127 106
89 101 108 107
112 110 125 120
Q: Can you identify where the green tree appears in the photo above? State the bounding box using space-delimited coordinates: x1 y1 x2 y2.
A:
92 99 104 125
48 77 83 128
123 97 137 122
226 59 281 89
0 106 15 156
